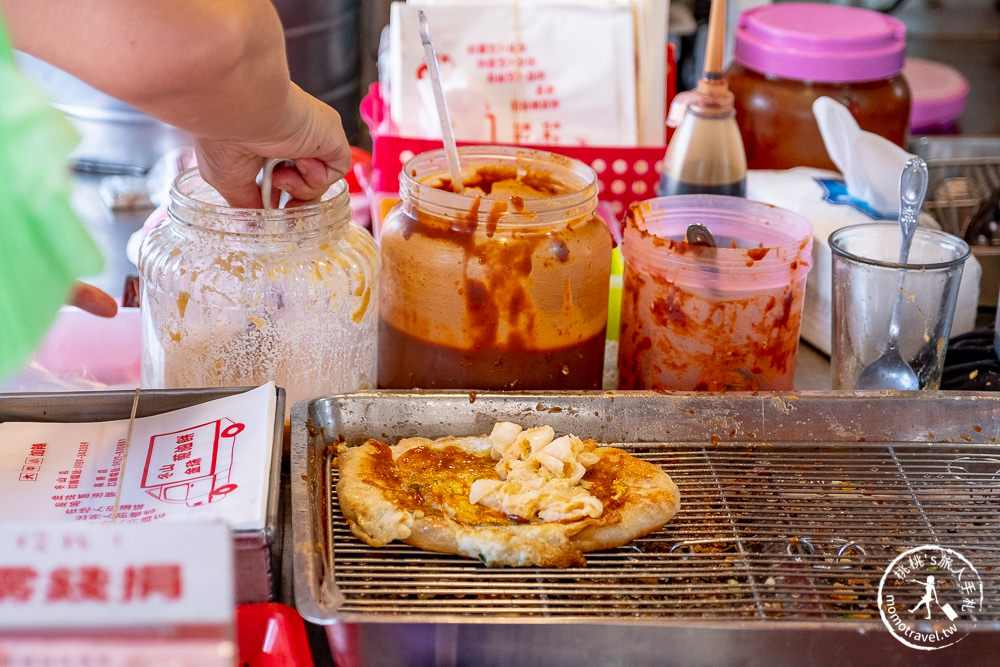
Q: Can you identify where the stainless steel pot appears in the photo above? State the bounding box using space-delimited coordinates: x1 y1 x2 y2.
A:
273 0 362 142
14 51 191 174
14 0 362 172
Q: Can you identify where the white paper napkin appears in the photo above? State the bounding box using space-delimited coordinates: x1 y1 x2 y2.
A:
746 98 982 355
813 96 914 217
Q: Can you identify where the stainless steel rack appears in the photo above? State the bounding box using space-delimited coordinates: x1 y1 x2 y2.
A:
925 156 1000 244
323 441 1000 621
916 136 1000 308
291 390 1000 666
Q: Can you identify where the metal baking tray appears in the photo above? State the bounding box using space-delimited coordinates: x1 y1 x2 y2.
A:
292 390 1000 666
0 386 285 604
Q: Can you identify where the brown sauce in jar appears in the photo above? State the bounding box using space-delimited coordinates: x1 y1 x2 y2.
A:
727 64 911 171
432 165 568 198
724 3 910 172
379 320 606 390
379 158 610 391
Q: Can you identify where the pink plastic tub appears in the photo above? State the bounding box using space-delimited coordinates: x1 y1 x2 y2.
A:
617 196 813 391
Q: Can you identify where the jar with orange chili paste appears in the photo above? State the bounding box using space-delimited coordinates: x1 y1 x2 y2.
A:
378 146 612 390
725 2 911 171
617 195 813 391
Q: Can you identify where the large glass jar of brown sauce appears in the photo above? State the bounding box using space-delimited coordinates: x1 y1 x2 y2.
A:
378 146 611 390
726 2 911 171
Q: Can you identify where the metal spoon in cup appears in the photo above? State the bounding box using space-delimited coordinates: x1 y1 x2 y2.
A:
855 157 928 391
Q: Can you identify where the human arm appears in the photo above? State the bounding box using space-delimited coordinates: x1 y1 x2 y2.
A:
1 0 349 207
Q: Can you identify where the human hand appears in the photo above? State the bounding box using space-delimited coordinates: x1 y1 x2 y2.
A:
193 86 352 209
69 281 118 317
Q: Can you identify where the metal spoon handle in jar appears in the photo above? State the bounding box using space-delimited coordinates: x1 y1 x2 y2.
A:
896 157 926 264
261 157 295 209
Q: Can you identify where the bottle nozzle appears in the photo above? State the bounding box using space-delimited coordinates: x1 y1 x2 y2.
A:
693 76 734 113
694 0 733 114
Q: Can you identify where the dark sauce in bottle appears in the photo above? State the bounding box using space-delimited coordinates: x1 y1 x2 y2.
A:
655 73 747 199
657 174 746 197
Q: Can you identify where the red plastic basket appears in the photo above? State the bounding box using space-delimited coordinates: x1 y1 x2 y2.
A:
237 603 313 666
359 82 669 236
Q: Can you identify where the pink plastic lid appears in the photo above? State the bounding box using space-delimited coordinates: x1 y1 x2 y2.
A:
903 57 969 130
734 3 906 83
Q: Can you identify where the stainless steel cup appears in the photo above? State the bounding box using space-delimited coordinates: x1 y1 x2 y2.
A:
830 223 970 390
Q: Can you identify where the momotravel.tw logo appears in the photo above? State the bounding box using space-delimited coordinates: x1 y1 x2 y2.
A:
878 545 984 651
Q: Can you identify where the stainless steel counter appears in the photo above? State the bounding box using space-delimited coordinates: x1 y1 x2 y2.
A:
292 390 1000 667
793 339 832 389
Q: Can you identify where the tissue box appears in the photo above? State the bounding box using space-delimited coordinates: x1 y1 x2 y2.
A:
747 168 981 355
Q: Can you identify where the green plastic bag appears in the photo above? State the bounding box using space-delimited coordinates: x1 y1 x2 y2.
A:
0 16 104 380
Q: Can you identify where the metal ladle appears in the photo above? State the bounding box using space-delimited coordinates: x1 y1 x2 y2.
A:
855 157 928 391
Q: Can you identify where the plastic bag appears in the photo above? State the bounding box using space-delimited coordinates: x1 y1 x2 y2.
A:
0 16 104 379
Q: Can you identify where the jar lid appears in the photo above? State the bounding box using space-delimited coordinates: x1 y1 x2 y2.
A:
903 57 969 131
733 2 906 83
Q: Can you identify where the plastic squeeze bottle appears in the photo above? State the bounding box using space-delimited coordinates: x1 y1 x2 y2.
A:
657 0 747 197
